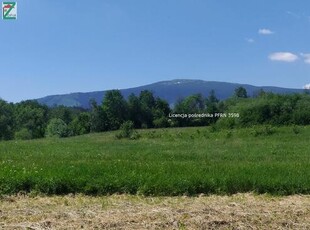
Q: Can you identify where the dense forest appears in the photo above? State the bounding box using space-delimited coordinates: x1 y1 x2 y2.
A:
0 87 309 141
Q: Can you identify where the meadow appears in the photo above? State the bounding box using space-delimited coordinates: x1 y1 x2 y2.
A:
0 125 309 196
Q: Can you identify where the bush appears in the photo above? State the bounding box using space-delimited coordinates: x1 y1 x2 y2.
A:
130 131 141 140
116 121 140 140
216 117 236 129
145 130 162 139
15 128 32 140
153 117 169 128
69 112 91 136
46 118 69 138
292 125 301 135
251 125 276 137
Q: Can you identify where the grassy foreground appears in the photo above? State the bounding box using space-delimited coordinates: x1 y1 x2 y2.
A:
0 126 309 195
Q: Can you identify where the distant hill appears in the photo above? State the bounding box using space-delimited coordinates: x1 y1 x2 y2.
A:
37 79 304 108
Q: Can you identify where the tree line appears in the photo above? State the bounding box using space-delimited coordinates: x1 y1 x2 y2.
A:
0 87 309 140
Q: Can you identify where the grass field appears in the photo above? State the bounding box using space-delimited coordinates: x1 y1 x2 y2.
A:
0 126 309 196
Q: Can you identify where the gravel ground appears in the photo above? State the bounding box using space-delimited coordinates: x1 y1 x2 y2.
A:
0 193 309 229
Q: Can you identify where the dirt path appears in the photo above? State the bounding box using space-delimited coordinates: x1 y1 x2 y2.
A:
0 193 309 229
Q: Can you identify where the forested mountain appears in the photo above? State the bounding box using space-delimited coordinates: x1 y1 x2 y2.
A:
37 79 303 108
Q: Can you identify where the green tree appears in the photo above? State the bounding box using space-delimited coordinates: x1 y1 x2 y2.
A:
173 98 188 127
253 89 266 98
69 112 91 135
89 100 108 132
293 94 310 125
15 128 32 140
153 98 171 128
102 90 128 130
127 93 142 128
173 94 206 127
184 94 205 112
48 105 75 124
206 90 219 111
205 90 220 124
0 99 14 140
222 93 310 127
234 86 248 98
14 100 48 139
127 92 171 129
46 118 69 138
139 90 156 128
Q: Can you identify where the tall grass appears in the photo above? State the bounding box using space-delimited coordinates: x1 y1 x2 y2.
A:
0 126 309 196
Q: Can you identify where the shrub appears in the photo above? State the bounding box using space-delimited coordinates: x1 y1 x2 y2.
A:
153 117 169 128
251 125 276 137
129 131 141 140
292 125 301 135
216 117 236 129
115 121 140 140
264 125 276 135
46 118 69 138
15 128 32 140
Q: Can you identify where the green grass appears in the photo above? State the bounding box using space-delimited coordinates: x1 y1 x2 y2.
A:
0 126 309 196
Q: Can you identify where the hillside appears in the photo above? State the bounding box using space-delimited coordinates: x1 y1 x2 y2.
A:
36 79 303 108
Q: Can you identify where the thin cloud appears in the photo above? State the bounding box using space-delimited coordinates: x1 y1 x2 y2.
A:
286 11 300 19
245 38 255 43
303 84 310 89
258 29 275 35
300 53 310 64
286 11 310 23
268 52 298 62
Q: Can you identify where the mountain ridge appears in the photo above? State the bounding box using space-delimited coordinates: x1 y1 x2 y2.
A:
36 79 304 108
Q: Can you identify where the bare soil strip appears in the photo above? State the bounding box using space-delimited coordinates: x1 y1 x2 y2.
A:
0 193 309 229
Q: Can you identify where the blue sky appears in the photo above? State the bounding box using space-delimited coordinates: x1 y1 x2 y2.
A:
0 0 310 102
